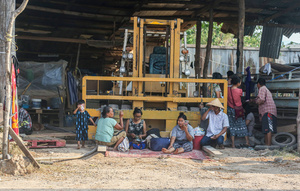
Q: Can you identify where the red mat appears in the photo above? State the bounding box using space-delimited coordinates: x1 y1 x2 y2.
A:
105 149 209 160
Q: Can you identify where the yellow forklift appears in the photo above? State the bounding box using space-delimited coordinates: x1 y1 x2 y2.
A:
82 17 228 139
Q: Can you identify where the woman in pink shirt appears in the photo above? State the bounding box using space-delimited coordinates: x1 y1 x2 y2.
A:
227 75 249 148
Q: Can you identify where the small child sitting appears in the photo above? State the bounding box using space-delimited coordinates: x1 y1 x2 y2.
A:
73 100 96 149
243 102 255 137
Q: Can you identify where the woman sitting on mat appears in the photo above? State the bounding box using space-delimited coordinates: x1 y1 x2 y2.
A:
95 106 126 151
125 107 147 149
125 107 146 142
162 112 195 154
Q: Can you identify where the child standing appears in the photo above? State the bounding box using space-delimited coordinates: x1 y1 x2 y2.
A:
73 100 96 149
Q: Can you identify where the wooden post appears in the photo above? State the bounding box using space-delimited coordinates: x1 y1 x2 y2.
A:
195 20 202 81
236 0 245 75
203 9 213 79
203 8 213 97
2 0 29 160
297 87 300 152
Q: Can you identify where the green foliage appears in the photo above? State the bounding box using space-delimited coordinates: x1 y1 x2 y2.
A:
185 22 262 47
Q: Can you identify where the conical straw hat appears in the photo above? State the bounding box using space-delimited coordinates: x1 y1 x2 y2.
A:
206 98 224 109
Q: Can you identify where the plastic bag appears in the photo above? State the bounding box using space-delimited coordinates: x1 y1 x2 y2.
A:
194 126 205 136
117 137 129 152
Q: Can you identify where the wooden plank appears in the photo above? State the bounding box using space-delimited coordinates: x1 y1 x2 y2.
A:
9 126 40 168
202 145 222 156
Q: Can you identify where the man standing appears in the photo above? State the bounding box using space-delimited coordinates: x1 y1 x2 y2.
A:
200 99 229 149
254 78 277 146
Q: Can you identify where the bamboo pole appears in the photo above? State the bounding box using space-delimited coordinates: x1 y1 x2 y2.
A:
2 0 29 160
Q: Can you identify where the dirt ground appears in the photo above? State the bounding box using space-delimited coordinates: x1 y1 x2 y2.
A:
1 143 300 191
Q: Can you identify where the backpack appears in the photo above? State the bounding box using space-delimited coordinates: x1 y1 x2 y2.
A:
150 137 170 151
117 137 129 152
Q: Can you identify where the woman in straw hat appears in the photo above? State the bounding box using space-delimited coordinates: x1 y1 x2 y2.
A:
227 75 250 148
200 99 229 149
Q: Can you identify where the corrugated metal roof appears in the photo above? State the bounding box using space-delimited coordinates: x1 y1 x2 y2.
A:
259 26 283 59
283 28 300 38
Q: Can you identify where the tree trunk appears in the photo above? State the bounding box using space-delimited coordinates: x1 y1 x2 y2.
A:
236 0 245 75
203 8 213 97
2 0 29 160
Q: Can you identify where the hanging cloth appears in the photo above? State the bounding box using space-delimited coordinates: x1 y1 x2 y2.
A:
245 66 251 101
11 63 19 135
67 71 78 105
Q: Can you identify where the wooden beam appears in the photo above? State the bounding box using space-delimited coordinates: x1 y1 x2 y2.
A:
236 0 245 75
16 15 119 29
146 0 206 5
24 5 128 20
16 36 121 48
192 0 224 18
109 18 129 40
246 22 300 29
16 36 87 43
17 27 112 36
263 1 300 23
9 126 40 168
39 1 133 12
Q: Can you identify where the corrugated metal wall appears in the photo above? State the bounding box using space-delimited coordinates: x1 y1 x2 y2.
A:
259 27 283 59
186 45 300 77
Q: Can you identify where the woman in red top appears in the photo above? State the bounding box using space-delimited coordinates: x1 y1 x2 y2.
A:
227 75 249 148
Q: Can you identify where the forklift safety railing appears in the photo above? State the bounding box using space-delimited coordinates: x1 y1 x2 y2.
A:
82 76 228 113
